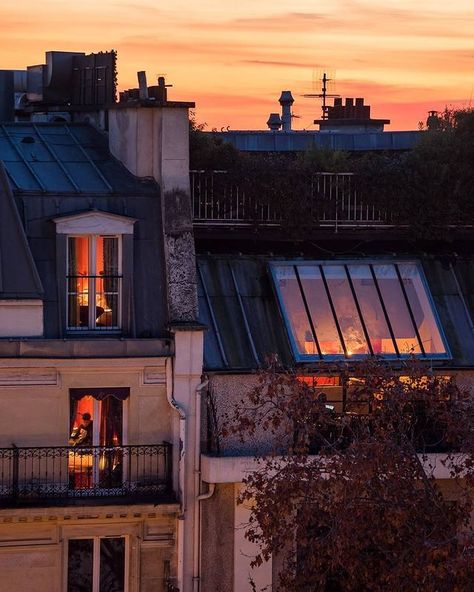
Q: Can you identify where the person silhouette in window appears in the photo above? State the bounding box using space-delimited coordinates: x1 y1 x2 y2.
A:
69 412 93 446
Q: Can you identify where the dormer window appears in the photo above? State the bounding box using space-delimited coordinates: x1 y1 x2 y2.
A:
53 210 136 334
67 235 121 330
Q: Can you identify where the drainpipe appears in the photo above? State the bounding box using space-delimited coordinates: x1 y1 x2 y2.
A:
192 378 210 592
165 357 187 592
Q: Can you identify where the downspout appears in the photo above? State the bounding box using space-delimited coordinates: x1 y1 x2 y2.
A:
165 357 187 592
192 378 210 592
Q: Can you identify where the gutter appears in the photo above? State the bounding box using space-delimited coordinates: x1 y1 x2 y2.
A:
165 357 187 592
192 377 211 592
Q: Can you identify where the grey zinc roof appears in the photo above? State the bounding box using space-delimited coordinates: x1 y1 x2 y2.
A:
198 255 474 371
0 123 157 194
0 162 43 298
197 255 293 370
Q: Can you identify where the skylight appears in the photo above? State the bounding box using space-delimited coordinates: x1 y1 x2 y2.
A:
271 261 449 361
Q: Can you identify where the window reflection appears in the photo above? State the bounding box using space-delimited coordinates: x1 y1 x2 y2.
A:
274 266 313 355
322 265 369 355
299 266 343 355
398 264 445 354
373 264 421 354
348 265 396 355
272 261 448 361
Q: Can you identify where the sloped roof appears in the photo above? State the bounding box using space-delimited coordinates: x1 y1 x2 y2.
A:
198 255 474 371
0 123 157 194
0 162 43 298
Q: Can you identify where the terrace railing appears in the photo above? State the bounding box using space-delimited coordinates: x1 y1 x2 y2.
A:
191 170 388 228
0 443 173 507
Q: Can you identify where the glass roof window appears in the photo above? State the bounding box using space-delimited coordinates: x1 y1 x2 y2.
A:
270 261 450 361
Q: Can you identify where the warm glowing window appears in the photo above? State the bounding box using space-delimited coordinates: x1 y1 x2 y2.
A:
271 261 449 361
68 389 128 490
67 235 121 330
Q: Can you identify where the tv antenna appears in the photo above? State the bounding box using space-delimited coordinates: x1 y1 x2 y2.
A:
303 70 340 120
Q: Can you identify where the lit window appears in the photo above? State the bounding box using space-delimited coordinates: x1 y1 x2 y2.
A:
68 389 128 490
271 261 449 361
67 235 121 330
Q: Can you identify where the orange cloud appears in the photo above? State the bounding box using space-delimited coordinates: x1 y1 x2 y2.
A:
0 1 472 132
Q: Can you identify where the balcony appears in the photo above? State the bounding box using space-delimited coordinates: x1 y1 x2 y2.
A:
191 170 388 230
0 443 173 508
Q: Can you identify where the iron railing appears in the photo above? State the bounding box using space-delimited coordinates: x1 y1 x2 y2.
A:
0 443 172 507
67 275 122 331
191 170 388 228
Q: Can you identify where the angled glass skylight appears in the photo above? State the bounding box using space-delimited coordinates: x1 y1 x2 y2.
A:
270 261 450 361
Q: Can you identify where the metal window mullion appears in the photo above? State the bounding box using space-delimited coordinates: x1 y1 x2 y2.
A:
294 266 322 359
319 265 347 357
228 263 260 366
369 265 400 357
394 264 426 357
344 265 373 356
197 264 229 368
89 237 97 330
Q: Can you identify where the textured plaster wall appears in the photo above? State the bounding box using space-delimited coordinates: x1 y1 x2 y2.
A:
200 483 235 592
0 511 178 592
165 231 198 322
0 362 171 447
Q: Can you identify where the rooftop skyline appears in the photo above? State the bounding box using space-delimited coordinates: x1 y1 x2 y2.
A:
1 0 473 130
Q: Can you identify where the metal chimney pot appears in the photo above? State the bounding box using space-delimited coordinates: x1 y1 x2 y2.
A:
279 90 294 132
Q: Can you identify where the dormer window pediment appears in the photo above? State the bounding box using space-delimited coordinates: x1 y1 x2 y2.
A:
53 210 137 235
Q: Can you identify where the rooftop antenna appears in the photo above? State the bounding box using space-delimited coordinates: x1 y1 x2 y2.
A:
303 70 340 120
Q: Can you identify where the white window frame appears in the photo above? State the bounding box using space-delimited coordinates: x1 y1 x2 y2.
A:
66 234 122 331
65 535 130 592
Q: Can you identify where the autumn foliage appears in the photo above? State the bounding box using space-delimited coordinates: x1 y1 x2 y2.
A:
222 359 474 591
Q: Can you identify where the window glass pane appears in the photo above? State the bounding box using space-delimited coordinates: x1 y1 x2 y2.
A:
68 396 94 490
98 397 123 488
322 265 369 355
348 265 396 355
68 236 89 275
398 264 446 354
67 539 93 592
100 537 125 592
274 266 313 356
298 266 343 355
68 237 89 328
96 237 119 329
373 264 421 354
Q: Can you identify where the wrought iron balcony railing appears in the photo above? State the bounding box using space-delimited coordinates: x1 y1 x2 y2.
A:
0 443 173 507
191 170 388 228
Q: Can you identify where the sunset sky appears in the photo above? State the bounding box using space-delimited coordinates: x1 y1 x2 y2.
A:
1 0 473 130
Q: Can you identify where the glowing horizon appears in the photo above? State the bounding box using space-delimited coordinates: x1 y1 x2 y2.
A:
1 0 473 130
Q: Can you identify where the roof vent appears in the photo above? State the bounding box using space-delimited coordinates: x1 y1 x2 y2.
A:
21 136 35 144
267 113 282 131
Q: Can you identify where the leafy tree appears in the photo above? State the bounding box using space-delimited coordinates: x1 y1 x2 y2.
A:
222 359 474 591
355 108 474 235
189 113 239 170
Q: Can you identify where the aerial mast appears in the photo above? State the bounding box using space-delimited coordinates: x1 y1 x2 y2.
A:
303 71 340 120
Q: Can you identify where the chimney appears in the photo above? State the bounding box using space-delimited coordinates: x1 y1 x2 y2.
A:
137 71 148 100
108 91 198 322
267 113 282 131
279 90 294 131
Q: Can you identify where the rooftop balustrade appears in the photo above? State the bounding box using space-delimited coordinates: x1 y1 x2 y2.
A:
191 170 389 229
